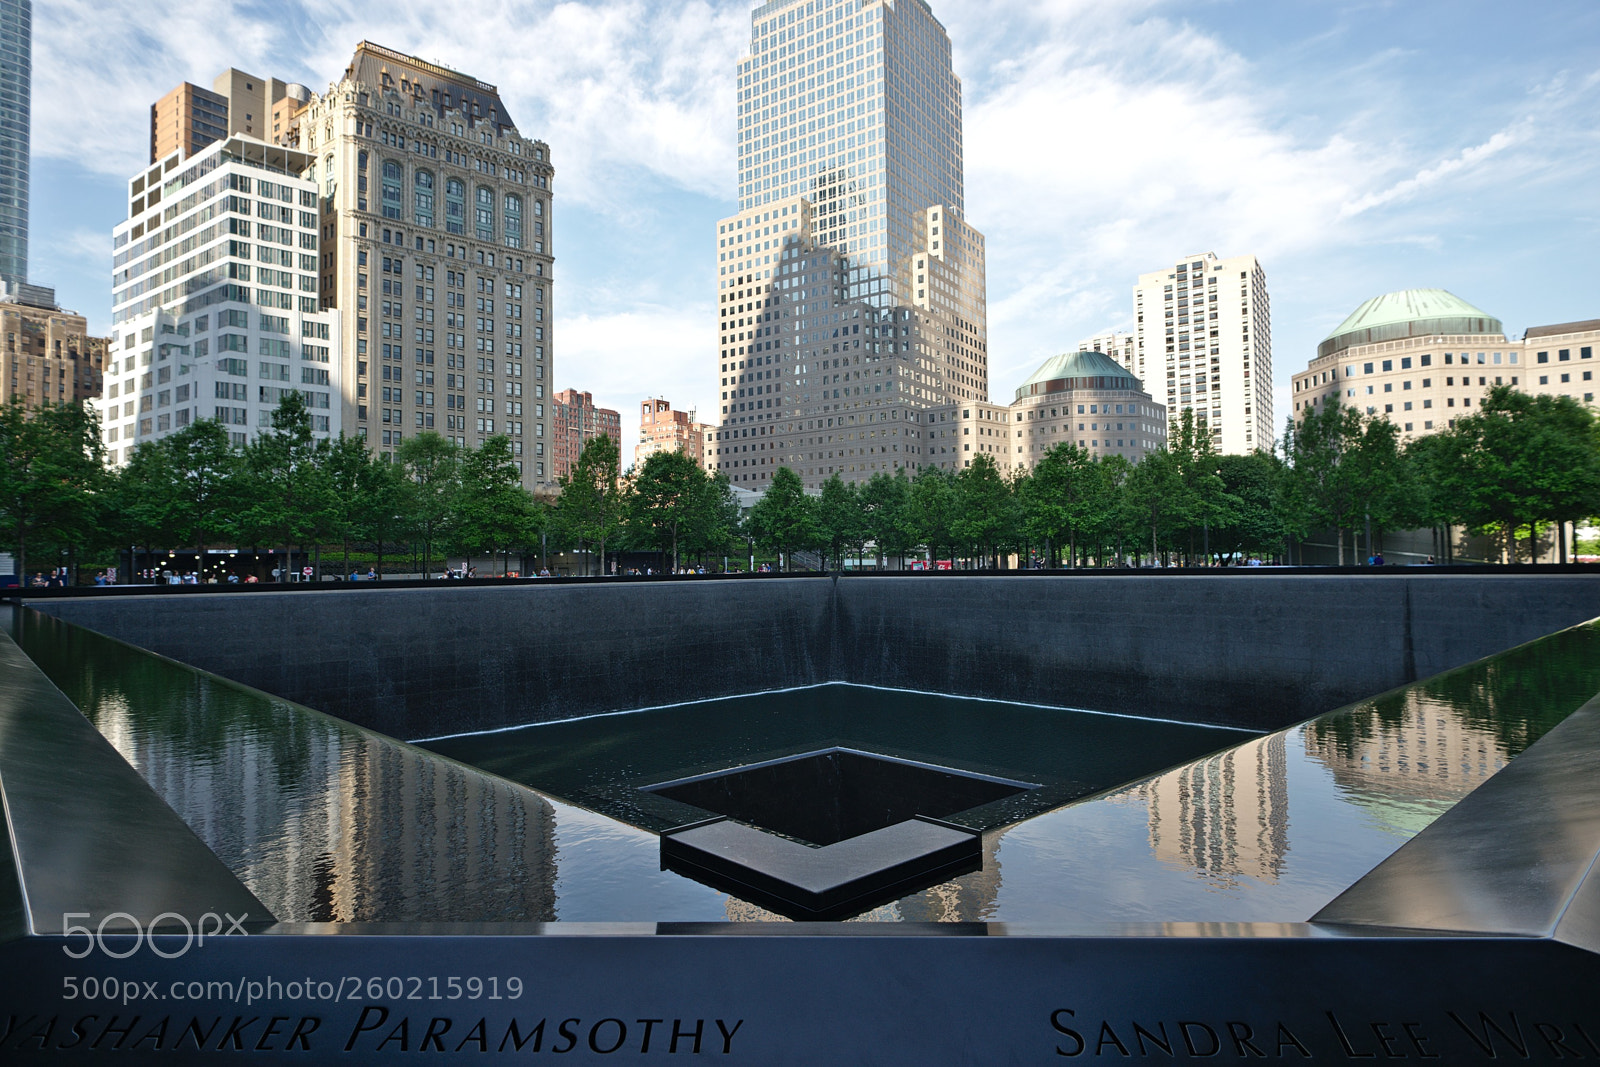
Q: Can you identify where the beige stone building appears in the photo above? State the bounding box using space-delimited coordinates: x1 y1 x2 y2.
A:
1133 251 1273 454
635 397 710 470
0 284 105 409
1008 350 1167 472
295 43 555 489
1290 290 1598 441
920 399 1011 475
149 70 312 163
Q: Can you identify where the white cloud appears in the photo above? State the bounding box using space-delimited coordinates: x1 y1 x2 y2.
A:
560 304 718 464
33 0 750 211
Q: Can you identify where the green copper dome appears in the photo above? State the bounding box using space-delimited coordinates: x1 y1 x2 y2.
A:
1319 289 1502 359
1015 350 1140 402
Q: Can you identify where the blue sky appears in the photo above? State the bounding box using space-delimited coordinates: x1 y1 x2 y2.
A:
27 0 1600 454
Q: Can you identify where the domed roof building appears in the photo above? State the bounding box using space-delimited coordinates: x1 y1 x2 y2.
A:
1317 289 1503 360
1292 288 1600 444
1008 349 1167 470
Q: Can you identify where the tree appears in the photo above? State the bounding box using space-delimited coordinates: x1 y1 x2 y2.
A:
162 417 242 574
628 447 709 573
396 431 461 577
555 433 624 575
1281 400 1363 564
816 474 865 569
861 469 914 568
0 398 106 581
1440 386 1600 562
110 439 181 574
952 453 1012 567
1019 444 1101 566
906 466 957 564
1212 452 1286 563
238 392 334 581
745 466 819 569
457 435 535 575
1121 448 1183 565
684 471 743 568
1168 408 1228 564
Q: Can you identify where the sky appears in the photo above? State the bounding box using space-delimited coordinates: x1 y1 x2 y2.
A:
25 0 1600 458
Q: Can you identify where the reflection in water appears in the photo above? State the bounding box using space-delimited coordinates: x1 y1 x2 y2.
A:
15 605 1600 926
1305 690 1510 837
14 610 559 924
1130 733 1290 887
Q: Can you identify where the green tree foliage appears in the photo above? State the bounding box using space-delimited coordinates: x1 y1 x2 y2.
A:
860 469 914 567
952 453 1014 567
162 417 243 568
628 447 714 572
396 431 461 578
1212 452 1286 562
746 466 820 569
239 392 335 580
0 398 107 579
907 466 957 563
555 433 624 575
816 474 865 569
1019 443 1104 566
456 435 535 574
1433 386 1600 561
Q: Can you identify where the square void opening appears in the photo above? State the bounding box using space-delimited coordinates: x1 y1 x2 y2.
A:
644 747 1034 846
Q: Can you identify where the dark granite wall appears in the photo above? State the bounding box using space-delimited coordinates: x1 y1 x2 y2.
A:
30 574 1600 736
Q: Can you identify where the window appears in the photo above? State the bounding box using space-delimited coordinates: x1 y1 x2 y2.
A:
445 179 465 234
475 186 495 240
504 193 522 249
381 160 403 219
414 170 434 228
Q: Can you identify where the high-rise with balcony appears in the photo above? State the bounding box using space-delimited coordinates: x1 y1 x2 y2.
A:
0 0 30 289
296 42 555 490
711 0 988 490
1132 251 1272 454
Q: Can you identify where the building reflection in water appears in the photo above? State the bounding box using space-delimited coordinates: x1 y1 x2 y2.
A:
18 611 557 924
1303 688 1513 838
1127 733 1290 888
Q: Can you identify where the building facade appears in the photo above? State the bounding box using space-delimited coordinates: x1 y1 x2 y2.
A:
149 70 312 165
919 399 1010 474
1077 330 1136 374
1292 289 1599 441
0 0 29 289
551 389 620 480
636 397 709 469
296 42 555 488
711 0 988 491
1007 350 1166 472
0 285 105 409
1132 251 1272 454
101 136 340 462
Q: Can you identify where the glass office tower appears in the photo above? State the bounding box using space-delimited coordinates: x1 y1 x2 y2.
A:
730 0 972 310
711 0 989 490
0 0 28 288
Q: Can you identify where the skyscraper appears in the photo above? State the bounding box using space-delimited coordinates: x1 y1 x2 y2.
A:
102 135 341 463
1132 251 1273 454
0 0 30 289
711 0 988 490
296 42 555 489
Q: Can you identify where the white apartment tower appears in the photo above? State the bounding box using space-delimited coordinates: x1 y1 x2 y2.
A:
1132 251 1272 454
102 136 340 463
296 42 555 489
711 0 989 490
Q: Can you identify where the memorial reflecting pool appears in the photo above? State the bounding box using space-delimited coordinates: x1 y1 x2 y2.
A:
12 607 1600 924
